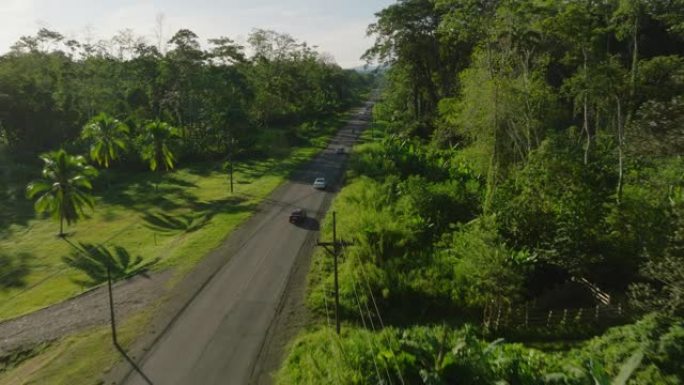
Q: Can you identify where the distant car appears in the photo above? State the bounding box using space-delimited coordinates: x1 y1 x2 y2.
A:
313 177 327 190
335 147 345 155
289 208 307 224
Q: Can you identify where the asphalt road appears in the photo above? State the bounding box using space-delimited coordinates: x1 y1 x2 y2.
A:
123 104 372 385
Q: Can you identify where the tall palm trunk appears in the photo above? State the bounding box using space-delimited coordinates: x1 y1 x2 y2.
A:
59 209 65 237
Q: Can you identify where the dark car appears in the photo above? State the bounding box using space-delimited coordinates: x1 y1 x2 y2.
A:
289 208 307 224
335 147 345 155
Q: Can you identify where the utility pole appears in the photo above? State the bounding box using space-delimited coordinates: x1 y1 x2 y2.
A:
227 134 235 193
317 211 352 335
370 110 374 141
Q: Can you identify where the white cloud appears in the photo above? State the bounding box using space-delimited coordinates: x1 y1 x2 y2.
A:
298 19 376 68
0 0 37 49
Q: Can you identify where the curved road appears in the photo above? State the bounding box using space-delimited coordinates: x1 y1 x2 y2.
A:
123 104 372 385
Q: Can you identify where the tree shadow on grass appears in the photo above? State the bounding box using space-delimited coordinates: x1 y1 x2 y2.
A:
62 242 159 287
234 159 277 181
142 212 211 234
96 171 201 211
235 152 314 182
164 175 199 188
0 157 40 235
182 162 221 177
0 191 35 238
141 196 254 234
0 252 31 290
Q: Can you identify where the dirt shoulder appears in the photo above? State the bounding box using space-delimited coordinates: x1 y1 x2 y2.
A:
0 270 172 357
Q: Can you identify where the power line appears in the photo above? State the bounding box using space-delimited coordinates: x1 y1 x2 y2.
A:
0 264 74 313
351 249 406 385
0 214 147 309
316 211 352 334
357 271 394 385
317 211 391 383
351 271 384 384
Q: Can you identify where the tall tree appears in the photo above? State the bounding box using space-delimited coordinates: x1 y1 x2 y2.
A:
612 0 647 203
140 120 179 171
26 149 97 236
364 0 443 125
548 0 611 164
81 113 129 168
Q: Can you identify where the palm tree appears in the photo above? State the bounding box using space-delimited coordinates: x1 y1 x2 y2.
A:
140 120 179 171
26 149 98 236
81 113 129 168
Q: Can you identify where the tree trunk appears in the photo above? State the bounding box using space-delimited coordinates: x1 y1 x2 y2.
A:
59 210 65 237
582 49 591 165
523 50 533 156
413 85 420 120
630 15 639 101
485 77 500 214
616 96 624 205
616 12 639 206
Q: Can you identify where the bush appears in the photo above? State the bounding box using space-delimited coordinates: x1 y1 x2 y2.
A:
493 135 617 279
278 315 684 385
439 219 528 308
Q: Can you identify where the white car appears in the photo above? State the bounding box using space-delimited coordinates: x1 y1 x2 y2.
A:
313 177 327 190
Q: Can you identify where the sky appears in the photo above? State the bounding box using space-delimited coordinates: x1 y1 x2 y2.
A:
0 0 395 68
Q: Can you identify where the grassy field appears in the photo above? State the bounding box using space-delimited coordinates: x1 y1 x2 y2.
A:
0 118 345 322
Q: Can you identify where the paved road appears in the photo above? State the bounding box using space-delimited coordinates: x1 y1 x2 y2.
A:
123 104 372 385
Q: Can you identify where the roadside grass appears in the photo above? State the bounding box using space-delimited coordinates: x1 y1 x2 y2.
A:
0 115 346 322
280 119 605 385
0 310 153 385
305 119 388 319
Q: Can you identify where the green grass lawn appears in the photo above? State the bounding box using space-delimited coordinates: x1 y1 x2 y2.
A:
0 119 343 322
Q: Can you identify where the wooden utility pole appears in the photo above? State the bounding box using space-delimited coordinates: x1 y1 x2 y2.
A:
317 212 352 334
228 135 235 194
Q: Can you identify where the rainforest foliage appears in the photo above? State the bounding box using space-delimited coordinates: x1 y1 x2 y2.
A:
282 0 684 383
0 27 371 162
0 27 372 233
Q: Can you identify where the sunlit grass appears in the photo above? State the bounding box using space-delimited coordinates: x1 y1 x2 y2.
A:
0 123 337 321
0 112 352 385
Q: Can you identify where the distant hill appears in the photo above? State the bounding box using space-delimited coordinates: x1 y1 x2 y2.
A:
348 64 387 73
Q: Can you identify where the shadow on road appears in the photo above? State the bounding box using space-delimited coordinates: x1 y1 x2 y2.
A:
115 341 155 385
293 217 320 231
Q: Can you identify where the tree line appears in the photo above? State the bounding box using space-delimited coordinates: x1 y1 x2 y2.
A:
0 27 372 236
363 0 683 317
0 27 371 161
285 0 684 383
